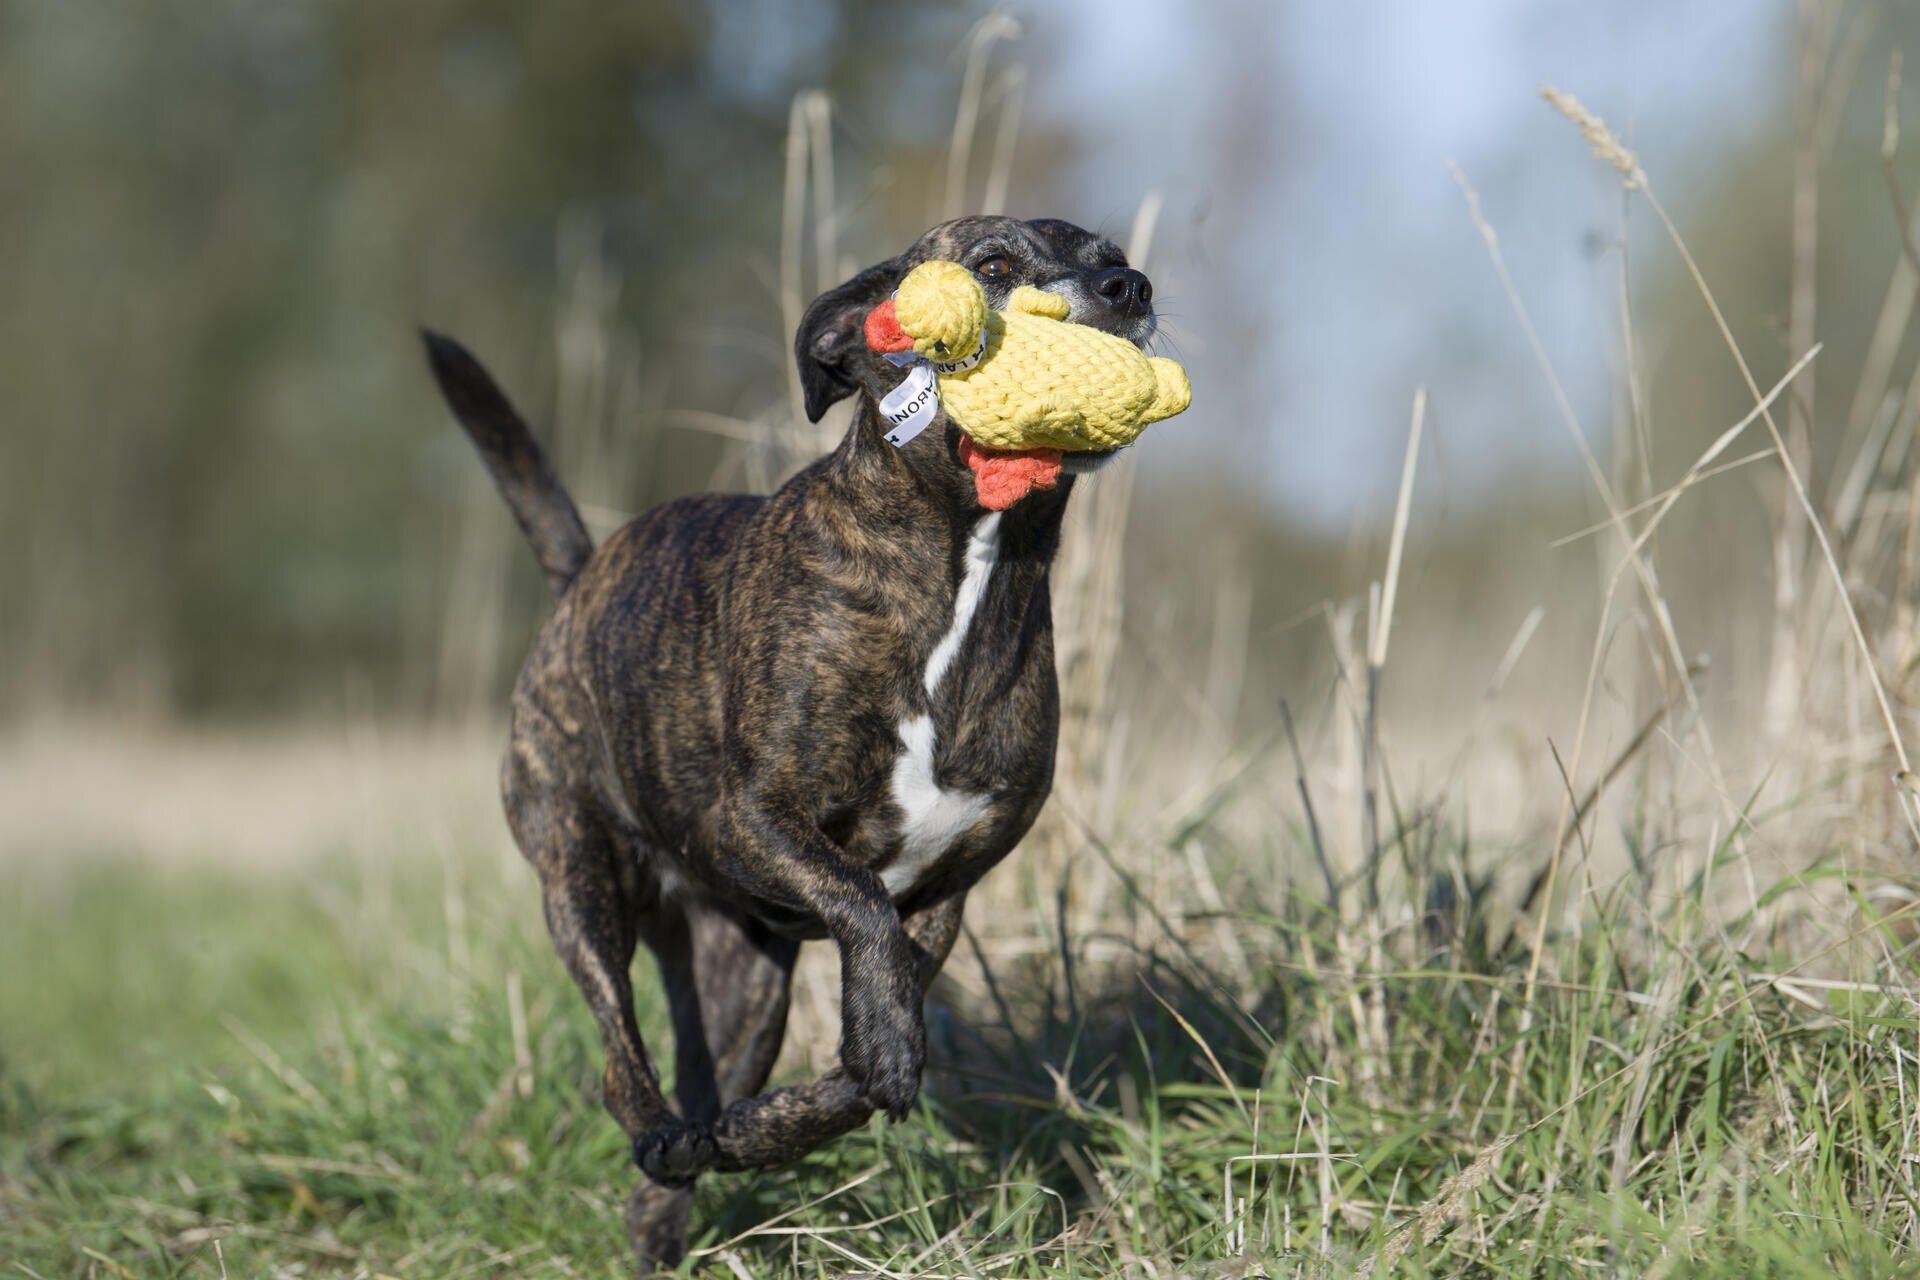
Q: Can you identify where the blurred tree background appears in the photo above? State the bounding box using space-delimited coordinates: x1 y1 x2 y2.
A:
8 0 1920 748
0 0 1043 717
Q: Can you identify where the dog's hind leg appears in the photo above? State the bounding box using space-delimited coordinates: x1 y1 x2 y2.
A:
533 829 720 1181
653 898 802 1122
625 897 800 1272
706 890 967 1171
504 747 715 1193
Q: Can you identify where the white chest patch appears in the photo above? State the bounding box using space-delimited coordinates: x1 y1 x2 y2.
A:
882 513 1001 896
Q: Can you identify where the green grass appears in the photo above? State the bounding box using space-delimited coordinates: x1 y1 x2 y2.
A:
4 841 1918 1278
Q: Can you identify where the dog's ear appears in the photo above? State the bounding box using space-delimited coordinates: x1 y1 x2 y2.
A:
794 253 910 423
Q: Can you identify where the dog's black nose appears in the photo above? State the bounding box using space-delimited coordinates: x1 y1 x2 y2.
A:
1090 267 1153 317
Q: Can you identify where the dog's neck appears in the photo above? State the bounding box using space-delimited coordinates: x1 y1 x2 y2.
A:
822 399 1074 574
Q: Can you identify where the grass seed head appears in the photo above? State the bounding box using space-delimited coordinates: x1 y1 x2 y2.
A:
1541 84 1644 187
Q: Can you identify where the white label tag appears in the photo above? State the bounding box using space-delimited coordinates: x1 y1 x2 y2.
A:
879 360 941 446
932 347 983 375
882 345 980 373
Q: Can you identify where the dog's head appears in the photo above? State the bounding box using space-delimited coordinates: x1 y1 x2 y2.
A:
795 216 1157 490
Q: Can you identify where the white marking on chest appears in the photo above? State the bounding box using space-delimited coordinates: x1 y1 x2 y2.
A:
882 512 1001 896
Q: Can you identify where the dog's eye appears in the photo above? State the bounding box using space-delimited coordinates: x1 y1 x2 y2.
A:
973 255 1012 281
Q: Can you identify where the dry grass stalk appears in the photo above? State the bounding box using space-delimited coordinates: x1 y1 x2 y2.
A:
1538 86 1643 187
1881 51 1920 276
781 91 828 456
1642 170 1915 792
943 10 1023 222
1280 700 1338 908
1759 0 1824 744
433 466 510 720
777 92 823 457
980 63 1027 217
1344 389 1426 1113
1369 387 1425 673
1352 1136 1514 1279
806 92 838 299
1541 80 1915 806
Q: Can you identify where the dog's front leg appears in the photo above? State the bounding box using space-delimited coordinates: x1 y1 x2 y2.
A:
705 891 967 1171
722 794 927 1118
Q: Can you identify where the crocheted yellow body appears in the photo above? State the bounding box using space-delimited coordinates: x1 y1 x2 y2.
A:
875 260 1190 453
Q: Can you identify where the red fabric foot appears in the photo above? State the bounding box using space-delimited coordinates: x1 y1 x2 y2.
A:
958 436 1063 511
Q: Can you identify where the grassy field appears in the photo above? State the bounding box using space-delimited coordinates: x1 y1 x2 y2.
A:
5 800 1917 1277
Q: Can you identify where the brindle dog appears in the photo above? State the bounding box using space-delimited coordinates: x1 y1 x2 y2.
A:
424 215 1158 1271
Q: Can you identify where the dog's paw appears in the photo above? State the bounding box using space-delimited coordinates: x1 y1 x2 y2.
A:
840 984 926 1122
856 1038 924 1121
631 1118 717 1187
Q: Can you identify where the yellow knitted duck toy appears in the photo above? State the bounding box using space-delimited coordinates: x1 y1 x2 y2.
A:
864 260 1190 509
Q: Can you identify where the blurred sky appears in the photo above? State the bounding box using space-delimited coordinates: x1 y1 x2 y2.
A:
1014 0 1784 525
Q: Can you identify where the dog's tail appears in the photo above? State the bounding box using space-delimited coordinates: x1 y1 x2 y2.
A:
421 330 594 598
